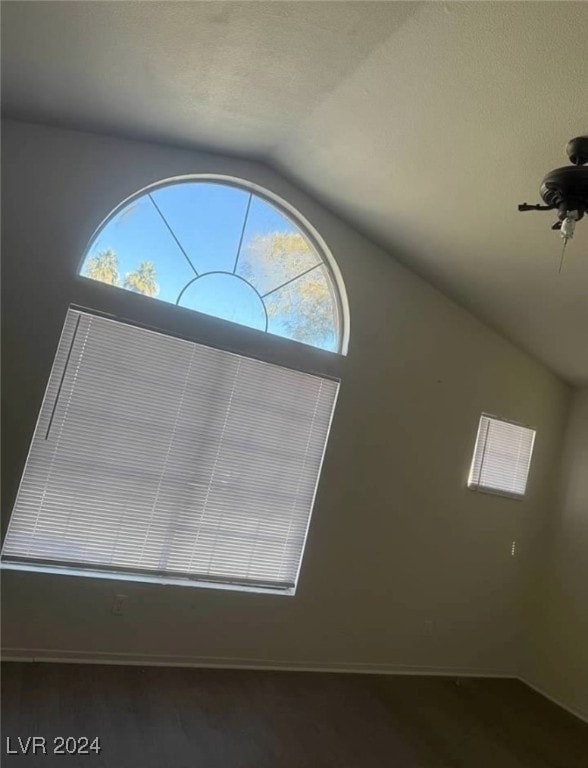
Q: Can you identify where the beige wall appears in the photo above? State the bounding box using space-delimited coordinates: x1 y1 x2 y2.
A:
521 388 588 720
1 120 569 677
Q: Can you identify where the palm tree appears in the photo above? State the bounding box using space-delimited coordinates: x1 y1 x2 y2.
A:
124 261 159 297
84 249 120 286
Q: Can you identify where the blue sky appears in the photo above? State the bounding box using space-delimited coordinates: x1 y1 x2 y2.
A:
82 182 337 350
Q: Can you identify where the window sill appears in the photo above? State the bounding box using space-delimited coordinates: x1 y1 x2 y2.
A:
0 560 295 596
466 484 525 501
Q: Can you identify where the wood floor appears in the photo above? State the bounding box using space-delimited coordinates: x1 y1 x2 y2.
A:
2 662 586 767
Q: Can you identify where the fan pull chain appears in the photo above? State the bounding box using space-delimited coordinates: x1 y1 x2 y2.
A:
558 237 568 274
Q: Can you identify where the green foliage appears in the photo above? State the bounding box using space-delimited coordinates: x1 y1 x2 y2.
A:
84 249 120 286
241 232 336 347
124 262 159 298
84 250 158 299
83 236 336 348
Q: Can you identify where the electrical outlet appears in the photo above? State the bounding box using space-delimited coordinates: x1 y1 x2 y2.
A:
112 594 128 615
424 619 434 635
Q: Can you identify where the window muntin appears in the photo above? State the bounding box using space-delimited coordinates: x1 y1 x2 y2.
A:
80 180 344 354
468 414 536 499
0 308 339 593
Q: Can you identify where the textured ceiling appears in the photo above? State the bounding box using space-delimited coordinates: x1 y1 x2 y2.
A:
2 1 587 383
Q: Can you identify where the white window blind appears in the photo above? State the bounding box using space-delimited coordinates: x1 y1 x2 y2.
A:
467 414 536 498
1 309 339 593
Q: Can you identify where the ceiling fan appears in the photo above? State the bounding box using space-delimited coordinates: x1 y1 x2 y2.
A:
518 136 588 271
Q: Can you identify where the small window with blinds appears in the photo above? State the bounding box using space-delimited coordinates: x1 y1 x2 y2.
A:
467 414 536 499
1 308 339 594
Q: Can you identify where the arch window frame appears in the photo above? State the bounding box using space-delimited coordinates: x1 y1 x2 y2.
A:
77 174 350 357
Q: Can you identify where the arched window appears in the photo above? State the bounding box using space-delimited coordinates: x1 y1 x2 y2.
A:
2 176 347 595
80 178 347 354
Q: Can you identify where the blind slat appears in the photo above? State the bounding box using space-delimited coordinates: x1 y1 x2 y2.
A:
1 309 339 591
468 414 536 498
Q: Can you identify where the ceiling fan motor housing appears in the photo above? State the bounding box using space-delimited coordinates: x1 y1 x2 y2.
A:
540 166 588 221
540 136 588 221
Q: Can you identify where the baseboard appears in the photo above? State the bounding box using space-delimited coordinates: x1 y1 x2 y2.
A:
5 647 585 722
517 676 588 724
1 646 514 679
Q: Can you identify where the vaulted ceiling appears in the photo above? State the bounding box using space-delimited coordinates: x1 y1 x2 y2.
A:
2 1 587 383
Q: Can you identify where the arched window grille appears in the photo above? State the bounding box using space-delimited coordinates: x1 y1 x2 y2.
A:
80 178 348 354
